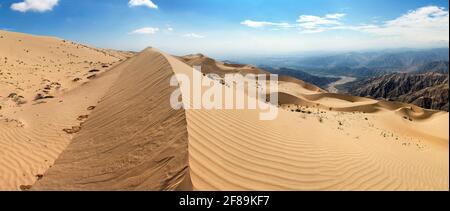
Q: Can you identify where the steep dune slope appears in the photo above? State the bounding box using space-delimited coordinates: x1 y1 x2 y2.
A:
33 49 190 190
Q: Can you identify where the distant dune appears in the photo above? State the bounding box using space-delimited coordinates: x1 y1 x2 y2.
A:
173 52 449 190
0 30 448 191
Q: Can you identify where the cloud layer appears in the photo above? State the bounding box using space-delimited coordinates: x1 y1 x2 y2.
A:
11 0 59 12
241 20 294 28
241 6 449 43
183 33 205 38
357 6 449 42
128 0 158 9
297 13 345 33
130 27 159 34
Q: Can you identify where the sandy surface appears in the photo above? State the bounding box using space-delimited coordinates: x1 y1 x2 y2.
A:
0 31 448 191
33 49 190 190
0 30 133 190
175 54 449 191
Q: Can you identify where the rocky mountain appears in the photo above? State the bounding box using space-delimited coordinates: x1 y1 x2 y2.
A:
295 48 449 70
349 72 449 111
415 61 449 74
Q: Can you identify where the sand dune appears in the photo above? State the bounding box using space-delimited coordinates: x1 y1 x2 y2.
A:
0 31 448 191
176 53 449 190
179 54 269 76
0 30 131 190
33 49 190 190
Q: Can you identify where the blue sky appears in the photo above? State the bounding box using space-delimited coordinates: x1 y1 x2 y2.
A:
0 0 448 57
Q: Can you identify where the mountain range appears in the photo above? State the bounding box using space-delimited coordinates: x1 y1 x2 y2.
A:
347 72 449 111
234 48 449 79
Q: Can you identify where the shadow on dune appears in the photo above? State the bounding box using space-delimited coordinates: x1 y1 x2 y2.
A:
33 49 192 191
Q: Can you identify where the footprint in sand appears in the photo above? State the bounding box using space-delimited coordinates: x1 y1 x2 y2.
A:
62 126 82 134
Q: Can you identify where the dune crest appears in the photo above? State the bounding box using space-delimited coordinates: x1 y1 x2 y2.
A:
33 49 191 190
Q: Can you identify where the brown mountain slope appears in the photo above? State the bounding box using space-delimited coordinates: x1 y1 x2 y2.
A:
349 72 449 111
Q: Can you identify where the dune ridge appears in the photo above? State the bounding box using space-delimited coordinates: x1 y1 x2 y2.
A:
33 49 191 190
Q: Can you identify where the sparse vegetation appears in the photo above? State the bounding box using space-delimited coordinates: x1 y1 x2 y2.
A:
36 174 44 180
318 117 324 123
34 93 45 101
19 185 32 191
8 93 27 105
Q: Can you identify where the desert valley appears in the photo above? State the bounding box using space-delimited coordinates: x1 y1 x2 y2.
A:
0 30 448 191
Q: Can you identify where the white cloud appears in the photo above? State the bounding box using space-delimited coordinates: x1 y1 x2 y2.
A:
325 13 346 19
356 6 449 42
240 5 449 44
296 13 345 33
130 27 159 34
241 13 344 32
11 0 59 12
241 20 294 28
128 0 158 9
167 27 173 31
183 33 205 39
241 20 269 28
231 6 448 52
